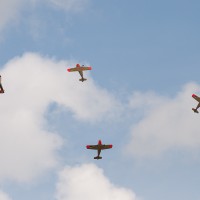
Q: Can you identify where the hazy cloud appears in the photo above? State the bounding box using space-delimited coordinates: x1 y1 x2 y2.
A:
55 164 137 200
0 0 89 32
127 83 200 158
0 191 11 200
0 0 24 31
49 0 90 12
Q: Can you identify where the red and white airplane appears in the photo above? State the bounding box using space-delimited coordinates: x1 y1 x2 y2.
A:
192 94 200 113
0 76 4 94
67 64 92 82
86 140 113 159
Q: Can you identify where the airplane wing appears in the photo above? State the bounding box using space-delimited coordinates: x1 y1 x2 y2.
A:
192 94 200 102
67 66 92 72
67 68 78 72
101 145 113 150
80 67 92 71
86 145 98 150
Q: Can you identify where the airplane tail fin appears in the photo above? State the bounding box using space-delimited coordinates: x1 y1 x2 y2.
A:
192 108 199 113
94 156 102 160
79 78 87 82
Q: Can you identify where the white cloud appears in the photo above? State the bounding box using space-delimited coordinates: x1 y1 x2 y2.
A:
0 0 23 31
49 0 90 12
0 52 118 182
0 191 11 200
55 164 137 200
127 83 200 158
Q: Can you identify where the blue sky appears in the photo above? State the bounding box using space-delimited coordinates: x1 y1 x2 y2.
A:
0 1 200 200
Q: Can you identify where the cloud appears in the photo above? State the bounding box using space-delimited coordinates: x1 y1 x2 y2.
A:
0 52 118 182
55 164 137 200
49 0 90 12
0 0 24 31
0 53 63 182
127 83 200 158
0 0 89 33
0 191 11 200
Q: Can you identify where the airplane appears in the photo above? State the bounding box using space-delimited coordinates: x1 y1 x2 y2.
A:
192 94 200 113
67 64 92 82
86 140 113 160
0 75 4 94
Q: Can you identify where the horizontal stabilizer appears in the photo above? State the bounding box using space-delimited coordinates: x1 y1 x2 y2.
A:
94 156 102 160
192 108 199 113
79 78 87 82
